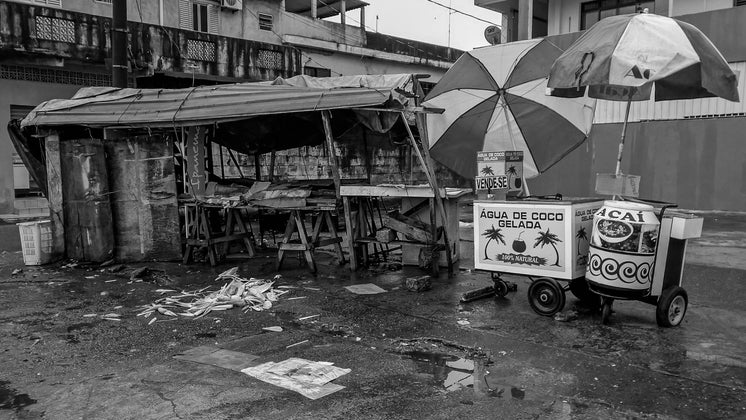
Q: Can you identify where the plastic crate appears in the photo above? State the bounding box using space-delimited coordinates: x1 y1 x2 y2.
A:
17 220 53 266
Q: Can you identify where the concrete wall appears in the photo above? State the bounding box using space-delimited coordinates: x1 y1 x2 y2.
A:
0 78 82 213
529 117 746 211
301 50 448 81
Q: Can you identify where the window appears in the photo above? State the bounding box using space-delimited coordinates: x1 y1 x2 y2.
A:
736 0 746 6
179 0 219 34
258 13 273 31
35 16 76 43
257 49 284 70
22 0 62 6
580 1 655 30
0 64 112 86
303 66 331 78
186 39 217 62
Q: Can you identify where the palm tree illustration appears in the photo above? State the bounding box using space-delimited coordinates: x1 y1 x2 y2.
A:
575 227 587 255
480 166 494 176
482 225 505 260
534 228 563 266
506 165 520 189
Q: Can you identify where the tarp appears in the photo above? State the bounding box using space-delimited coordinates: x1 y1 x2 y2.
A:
21 74 416 129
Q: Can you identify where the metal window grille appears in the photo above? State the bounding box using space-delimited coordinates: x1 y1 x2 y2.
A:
257 49 283 70
258 13 273 31
0 64 112 86
35 16 76 43
26 0 63 6
186 39 217 62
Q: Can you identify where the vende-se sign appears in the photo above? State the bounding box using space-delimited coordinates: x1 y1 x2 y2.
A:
475 151 523 193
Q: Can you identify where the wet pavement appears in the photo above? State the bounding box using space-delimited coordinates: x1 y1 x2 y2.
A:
0 208 744 419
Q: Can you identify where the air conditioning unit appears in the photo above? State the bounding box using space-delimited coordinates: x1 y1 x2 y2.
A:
221 0 242 11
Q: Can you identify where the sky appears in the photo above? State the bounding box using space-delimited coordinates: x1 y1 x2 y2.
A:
328 0 503 52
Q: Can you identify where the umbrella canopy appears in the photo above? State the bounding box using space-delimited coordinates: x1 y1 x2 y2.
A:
548 12 739 102
423 38 597 180
548 12 739 177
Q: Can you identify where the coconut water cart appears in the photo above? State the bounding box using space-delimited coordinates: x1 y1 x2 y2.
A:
587 199 704 327
472 151 605 315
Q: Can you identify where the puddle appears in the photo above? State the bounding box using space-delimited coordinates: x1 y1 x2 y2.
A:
194 332 217 338
0 381 36 410
402 350 498 397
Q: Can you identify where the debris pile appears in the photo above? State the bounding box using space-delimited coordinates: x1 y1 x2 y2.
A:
137 267 286 322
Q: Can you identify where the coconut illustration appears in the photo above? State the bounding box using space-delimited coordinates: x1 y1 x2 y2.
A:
512 231 527 253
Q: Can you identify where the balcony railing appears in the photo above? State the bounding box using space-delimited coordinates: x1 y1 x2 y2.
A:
0 1 302 84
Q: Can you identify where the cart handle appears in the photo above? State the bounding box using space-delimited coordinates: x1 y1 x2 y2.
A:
507 193 563 201
620 197 678 221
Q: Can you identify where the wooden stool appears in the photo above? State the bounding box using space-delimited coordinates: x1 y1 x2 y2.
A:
183 203 256 266
277 208 344 273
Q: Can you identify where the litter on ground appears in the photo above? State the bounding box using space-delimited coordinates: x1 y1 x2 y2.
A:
241 358 350 399
344 283 387 295
136 267 287 321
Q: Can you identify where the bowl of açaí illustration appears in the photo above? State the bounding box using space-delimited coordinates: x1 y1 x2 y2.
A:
596 219 633 243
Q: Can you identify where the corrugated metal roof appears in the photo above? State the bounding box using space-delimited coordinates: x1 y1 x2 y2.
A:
21 74 413 129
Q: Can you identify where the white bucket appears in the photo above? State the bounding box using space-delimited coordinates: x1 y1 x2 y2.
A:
18 220 53 266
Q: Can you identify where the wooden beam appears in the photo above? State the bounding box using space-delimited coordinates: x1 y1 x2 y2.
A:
321 110 342 199
45 131 65 260
401 111 454 275
351 106 445 114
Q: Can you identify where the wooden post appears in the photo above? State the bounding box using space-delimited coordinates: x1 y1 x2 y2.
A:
254 153 261 181
268 150 276 182
401 112 454 275
342 196 358 270
185 126 207 199
321 110 342 199
45 132 65 260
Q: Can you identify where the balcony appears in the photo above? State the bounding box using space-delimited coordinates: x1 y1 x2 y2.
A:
0 1 302 87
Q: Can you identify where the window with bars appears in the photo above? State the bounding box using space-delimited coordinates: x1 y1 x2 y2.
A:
22 0 62 6
0 64 112 86
179 0 219 34
303 66 331 78
257 49 283 70
736 0 746 6
186 39 217 62
258 13 273 31
580 0 655 30
35 15 76 43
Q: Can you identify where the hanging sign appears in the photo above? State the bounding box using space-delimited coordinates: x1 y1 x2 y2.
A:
475 151 523 193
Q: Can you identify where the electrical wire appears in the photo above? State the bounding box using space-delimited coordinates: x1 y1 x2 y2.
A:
421 0 500 26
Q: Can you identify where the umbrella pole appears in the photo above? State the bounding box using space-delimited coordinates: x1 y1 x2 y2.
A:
614 96 633 176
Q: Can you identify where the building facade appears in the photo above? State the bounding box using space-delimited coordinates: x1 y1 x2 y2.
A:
475 0 746 210
0 0 457 214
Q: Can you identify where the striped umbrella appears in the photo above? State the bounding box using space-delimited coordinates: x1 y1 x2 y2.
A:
423 38 597 180
548 12 739 175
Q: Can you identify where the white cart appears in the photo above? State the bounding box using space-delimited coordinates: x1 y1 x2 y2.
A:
474 197 604 316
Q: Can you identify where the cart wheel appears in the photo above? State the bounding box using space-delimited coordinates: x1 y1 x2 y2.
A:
656 286 688 327
527 278 566 317
569 278 602 310
601 298 613 325
494 279 509 298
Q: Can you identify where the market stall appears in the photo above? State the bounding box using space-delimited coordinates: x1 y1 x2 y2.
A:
16 74 457 273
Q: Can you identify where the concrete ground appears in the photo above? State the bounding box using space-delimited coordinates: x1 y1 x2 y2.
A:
0 207 744 420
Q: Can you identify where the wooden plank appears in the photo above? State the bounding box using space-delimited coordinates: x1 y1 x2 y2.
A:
321 110 342 199
403 111 454 275
185 126 207 199
60 138 115 262
44 132 65 260
342 196 358 270
278 243 311 251
105 135 181 262
382 211 433 244
339 185 443 198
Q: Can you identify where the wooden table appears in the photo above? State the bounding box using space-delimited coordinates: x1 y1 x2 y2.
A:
182 202 256 266
275 206 345 273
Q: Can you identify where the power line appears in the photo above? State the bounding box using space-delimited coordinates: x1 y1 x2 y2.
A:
422 0 500 27
317 0 455 62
